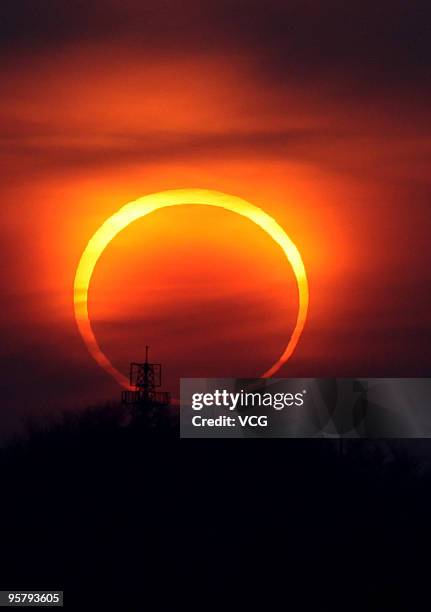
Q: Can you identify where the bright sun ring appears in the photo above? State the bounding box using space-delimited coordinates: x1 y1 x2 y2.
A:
73 188 309 389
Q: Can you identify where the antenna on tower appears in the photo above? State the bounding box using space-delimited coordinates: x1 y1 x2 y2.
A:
121 346 171 415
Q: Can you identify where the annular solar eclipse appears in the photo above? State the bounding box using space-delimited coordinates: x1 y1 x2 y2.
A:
73 188 309 388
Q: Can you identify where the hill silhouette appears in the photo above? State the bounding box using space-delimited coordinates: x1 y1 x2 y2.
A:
0 403 430 610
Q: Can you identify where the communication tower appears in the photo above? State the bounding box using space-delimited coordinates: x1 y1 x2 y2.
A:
121 346 171 413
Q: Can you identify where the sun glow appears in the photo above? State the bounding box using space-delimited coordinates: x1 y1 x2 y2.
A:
73 188 309 388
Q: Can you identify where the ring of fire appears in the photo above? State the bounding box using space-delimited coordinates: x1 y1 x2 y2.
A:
73 188 309 389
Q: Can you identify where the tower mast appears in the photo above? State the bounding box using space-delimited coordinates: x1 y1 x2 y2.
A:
121 346 171 413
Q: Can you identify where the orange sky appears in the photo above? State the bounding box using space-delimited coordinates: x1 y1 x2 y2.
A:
0 0 430 436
